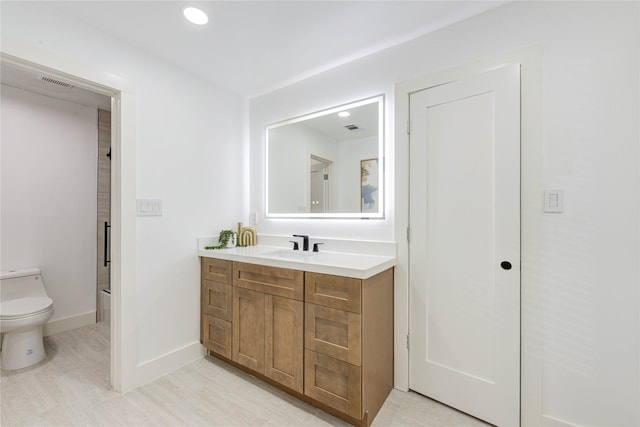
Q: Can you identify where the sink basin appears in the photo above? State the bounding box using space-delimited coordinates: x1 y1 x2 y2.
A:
268 249 317 258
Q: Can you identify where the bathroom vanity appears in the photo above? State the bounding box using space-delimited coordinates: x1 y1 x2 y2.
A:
199 246 395 426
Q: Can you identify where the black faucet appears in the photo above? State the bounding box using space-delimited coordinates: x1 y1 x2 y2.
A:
292 234 309 251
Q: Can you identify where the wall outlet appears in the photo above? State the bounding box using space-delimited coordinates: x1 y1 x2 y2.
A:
250 211 258 225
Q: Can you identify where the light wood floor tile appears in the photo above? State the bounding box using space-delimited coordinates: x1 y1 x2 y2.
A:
2 323 490 426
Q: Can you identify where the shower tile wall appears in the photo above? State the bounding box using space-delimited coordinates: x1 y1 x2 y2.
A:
97 109 111 322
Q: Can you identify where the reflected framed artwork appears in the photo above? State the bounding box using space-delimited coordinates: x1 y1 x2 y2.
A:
361 158 378 213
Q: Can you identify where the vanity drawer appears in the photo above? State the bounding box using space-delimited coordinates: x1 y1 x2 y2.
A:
202 280 232 321
202 314 232 359
202 258 232 284
305 303 361 366
305 272 361 313
233 262 304 300
304 349 362 419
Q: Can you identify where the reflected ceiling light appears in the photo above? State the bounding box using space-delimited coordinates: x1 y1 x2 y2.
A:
183 7 208 25
338 111 351 118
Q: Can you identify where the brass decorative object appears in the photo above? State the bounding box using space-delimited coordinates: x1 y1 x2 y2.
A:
237 222 257 246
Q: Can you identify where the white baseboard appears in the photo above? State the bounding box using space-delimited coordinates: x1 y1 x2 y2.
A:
543 414 580 427
43 311 96 337
135 342 206 388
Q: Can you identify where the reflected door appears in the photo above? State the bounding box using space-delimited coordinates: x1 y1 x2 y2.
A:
310 156 330 213
409 64 521 426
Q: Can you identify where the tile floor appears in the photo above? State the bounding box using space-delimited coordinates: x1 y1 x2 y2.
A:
1 324 488 426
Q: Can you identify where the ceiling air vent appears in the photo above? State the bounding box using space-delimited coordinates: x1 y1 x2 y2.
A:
41 76 74 89
344 124 360 131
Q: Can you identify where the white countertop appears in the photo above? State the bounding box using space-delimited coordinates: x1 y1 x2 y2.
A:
198 245 396 279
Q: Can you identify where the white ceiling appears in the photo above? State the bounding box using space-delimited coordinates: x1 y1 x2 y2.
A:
43 1 507 98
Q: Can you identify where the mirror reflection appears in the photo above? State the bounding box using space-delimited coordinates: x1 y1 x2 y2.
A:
266 96 383 218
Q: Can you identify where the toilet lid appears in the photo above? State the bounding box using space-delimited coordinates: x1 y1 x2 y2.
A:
1 297 53 319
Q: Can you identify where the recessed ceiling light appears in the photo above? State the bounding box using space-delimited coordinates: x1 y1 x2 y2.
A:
183 7 208 25
338 111 351 118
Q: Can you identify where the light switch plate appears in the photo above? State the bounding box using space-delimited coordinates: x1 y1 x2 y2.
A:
137 199 163 216
544 190 563 213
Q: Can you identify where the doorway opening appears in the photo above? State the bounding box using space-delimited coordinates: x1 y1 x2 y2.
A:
0 48 135 392
310 155 332 213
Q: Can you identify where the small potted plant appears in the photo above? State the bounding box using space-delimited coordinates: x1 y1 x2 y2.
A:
218 229 236 248
205 229 236 250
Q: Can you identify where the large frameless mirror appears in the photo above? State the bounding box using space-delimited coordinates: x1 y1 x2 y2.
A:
266 95 384 218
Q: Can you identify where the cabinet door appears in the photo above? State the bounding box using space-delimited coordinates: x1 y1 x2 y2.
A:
233 287 265 374
305 349 362 419
202 314 232 359
265 295 304 393
202 280 232 321
305 304 361 366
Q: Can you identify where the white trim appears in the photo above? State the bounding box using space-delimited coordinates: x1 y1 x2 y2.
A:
1 37 137 393
135 342 206 388
43 311 96 337
394 46 543 426
637 5 640 424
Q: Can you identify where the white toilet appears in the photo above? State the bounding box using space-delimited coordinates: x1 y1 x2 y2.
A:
0 268 54 370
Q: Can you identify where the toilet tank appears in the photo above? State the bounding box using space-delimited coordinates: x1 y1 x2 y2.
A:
0 268 48 302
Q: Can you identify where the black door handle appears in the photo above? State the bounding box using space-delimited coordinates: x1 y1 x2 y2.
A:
500 261 512 270
104 222 111 267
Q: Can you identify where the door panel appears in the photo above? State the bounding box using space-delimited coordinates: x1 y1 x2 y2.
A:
265 294 304 393
409 64 520 426
233 287 265 374
425 92 496 382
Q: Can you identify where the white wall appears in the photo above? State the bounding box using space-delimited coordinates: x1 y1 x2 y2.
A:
1 2 245 368
250 2 639 426
1 85 98 323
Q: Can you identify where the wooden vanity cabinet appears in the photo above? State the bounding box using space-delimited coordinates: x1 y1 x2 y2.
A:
304 269 394 424
232 262 304 393
201 258 233 359
201 257 393 426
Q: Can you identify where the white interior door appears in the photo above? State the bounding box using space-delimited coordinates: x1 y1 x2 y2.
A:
409 64 520 426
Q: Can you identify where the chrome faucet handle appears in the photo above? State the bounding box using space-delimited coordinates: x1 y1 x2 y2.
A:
289 241 299 250
312 243 324 252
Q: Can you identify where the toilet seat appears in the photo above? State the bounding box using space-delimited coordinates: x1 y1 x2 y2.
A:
1 297 53 320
